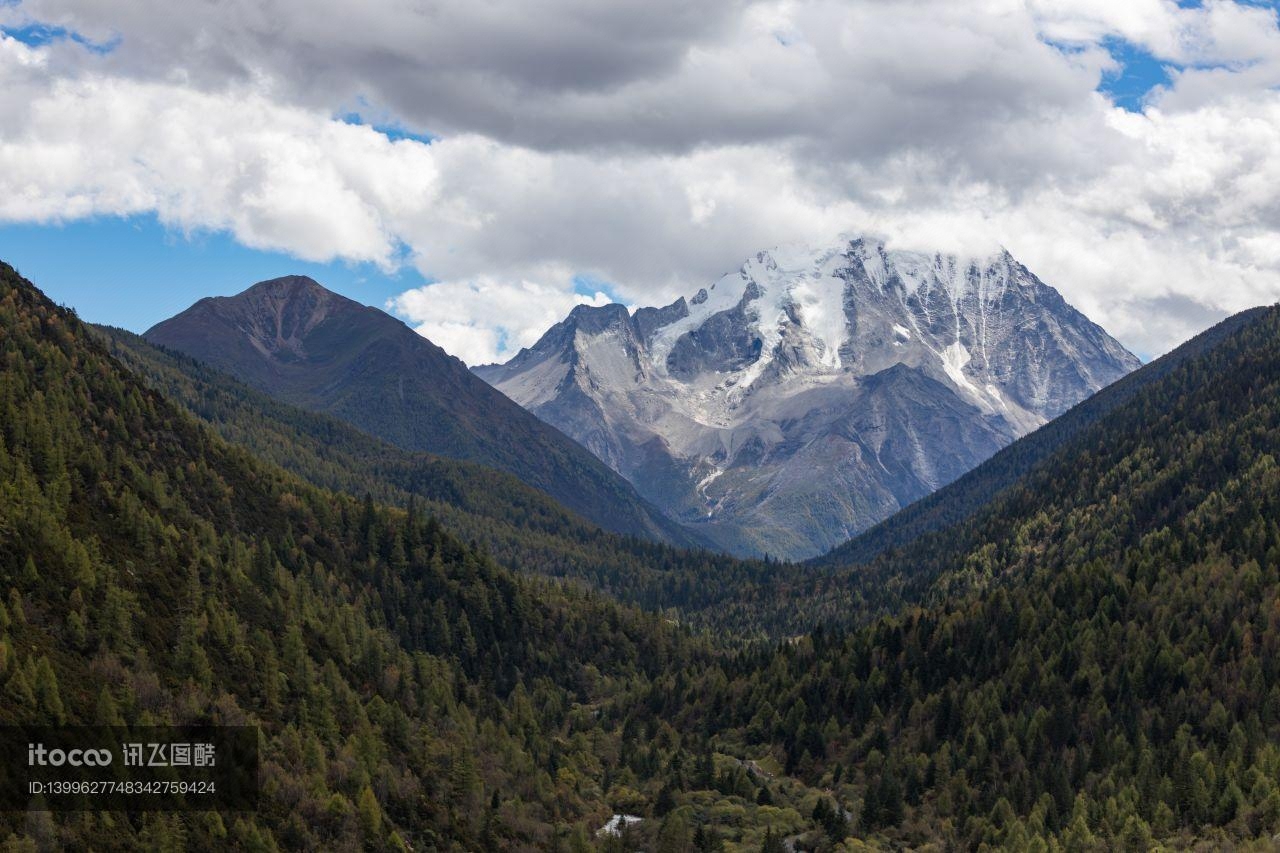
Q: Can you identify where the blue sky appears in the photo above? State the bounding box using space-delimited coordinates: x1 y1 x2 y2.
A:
1096 37 1174 112
0 216 425 331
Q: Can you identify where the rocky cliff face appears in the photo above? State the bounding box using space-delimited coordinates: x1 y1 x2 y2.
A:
475 237 1142 559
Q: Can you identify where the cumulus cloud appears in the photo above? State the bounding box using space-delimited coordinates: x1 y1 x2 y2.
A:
390 275 614 366
2 0 1280 363
0 67 437 264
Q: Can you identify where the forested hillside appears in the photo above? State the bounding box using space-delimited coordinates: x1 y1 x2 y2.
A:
95 327 785 625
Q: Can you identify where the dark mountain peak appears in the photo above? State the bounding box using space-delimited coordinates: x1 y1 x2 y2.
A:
634 297 689 344
861 360 921 387
566 302 632 335
234 274 374 320
244 273 326 295
163 275 362 364
491 302 642 376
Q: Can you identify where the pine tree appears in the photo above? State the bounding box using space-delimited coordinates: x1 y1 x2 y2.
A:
32 655 65 724
94 687 123 725
760 826 786 853
357 785 383 841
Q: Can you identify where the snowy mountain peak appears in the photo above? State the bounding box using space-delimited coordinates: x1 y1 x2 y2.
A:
475 236 1141 559
640 236 1037 408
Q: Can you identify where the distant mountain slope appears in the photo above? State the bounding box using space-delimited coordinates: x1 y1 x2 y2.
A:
100 324 780 618
478 237 1139 559
145 275 698 547
814 305 1271 570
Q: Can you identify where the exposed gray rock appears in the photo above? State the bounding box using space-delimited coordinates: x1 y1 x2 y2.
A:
634 297 689 344
474 237 1142 559
666 285 764 379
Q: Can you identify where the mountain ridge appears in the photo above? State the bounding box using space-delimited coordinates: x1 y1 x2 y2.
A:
145 275 701 547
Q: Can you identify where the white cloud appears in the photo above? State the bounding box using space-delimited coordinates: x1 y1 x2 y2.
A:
0 67 421 262
1040 0 1280 63
390 275 613 365
1 1 1280 363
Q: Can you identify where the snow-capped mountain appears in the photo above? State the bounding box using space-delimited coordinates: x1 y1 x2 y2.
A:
475 237 1142 559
